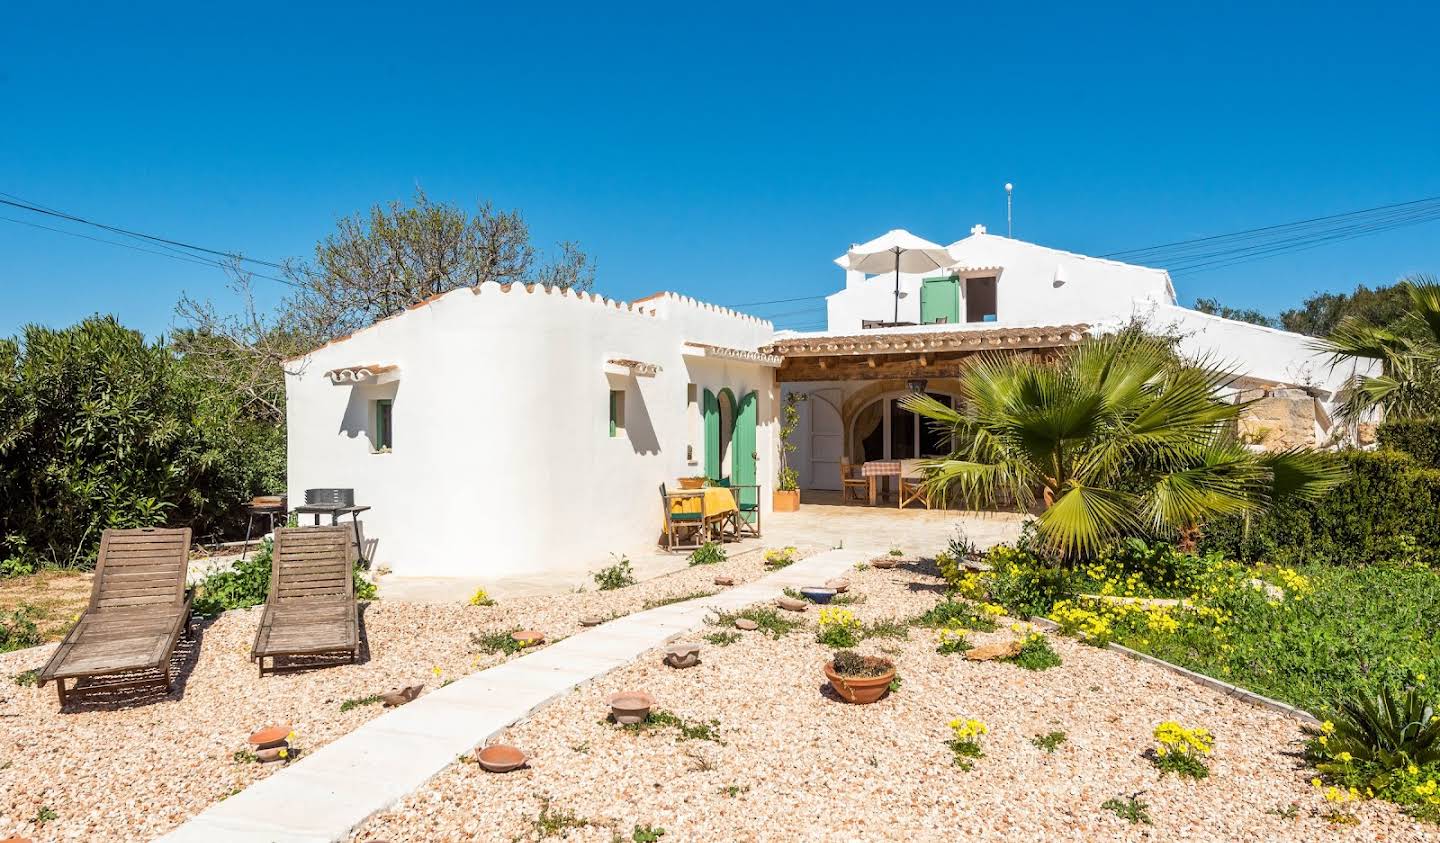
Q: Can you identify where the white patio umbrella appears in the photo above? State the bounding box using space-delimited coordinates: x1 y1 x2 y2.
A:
837 229 957 324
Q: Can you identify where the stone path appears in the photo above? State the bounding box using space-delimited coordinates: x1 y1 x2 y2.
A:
156 547 871 842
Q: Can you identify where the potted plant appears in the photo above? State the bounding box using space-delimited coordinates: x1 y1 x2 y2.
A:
774 393 803 512
678 475 707 490
823 650 896 704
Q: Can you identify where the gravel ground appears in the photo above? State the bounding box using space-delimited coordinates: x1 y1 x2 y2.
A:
354 557 1438 843
0 542 817 841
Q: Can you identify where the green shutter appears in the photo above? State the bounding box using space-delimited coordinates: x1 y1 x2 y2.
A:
703 388 719 480
609 390 619 437
920 277 960 325
734 391 758 519
375 399 393 450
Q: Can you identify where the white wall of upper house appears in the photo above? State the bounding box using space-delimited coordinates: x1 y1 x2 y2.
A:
826 228 1178 332
284 284 777 578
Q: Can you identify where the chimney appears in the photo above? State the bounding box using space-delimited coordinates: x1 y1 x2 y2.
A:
970 223 987 235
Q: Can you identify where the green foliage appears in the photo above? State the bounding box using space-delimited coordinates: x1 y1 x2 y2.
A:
632 825 666 842
1200 450 1440 566
593 555 636 590
620 708 722 742
12 668 39 687
1004 633 1062 671
339 694 382 713
703 630 741 647
32 805 58 826
0 317 284 568
901 331 1343 559
1151 748 1211 779
1316 276 1440 422
0 605 41 653
777 393 801 491
1031 731 1067 753
1309 686 1440 773
470 627 525 655
1193 297 1277 327
1101 793 1152 825
687 542 726 566
192 538 375 616
642 590 715 609
1379 419 1440 469
830 650 892 678
708 606 800 639
1281 281 1413 338
523 797 590 840
912 599 995 632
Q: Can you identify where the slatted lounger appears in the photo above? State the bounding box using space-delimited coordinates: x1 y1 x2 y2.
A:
251 526 359 676
39 527 195 706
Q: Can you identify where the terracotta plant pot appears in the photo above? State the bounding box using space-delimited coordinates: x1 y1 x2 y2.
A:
663 642 701 669
773 489 800 512
678 477 707 490
871 558 900 569
824 659 896 705
579 615 604 627
476 744 527 773
512 630 546 647
800 587 836 604
734 618 759 631
255 747 287 763
607 691 655 725
248 724 292 749
776 596 808 612
825 578 850 593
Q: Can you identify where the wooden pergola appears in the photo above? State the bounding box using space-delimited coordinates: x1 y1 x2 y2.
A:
761 324 1089 382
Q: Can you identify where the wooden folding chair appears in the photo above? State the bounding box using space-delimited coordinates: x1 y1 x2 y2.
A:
839 459 868 503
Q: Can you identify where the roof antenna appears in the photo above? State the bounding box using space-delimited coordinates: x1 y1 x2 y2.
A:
1005 182 1014 238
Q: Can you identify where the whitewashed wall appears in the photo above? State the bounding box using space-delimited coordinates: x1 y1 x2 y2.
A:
826 231 1177 333
286 285 776 578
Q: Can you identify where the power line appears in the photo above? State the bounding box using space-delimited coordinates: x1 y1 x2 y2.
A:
723 294 828 308
0 194 288 270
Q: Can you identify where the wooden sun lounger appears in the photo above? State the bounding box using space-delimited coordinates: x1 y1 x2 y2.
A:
39 527 195 706
250 526 359 676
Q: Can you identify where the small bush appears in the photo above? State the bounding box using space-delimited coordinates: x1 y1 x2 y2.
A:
0 605 41 653
913 599 995 632
593 555 636 591
1031 731 1067 753
708 606 800 639
704 631 741 646
830 650 892 678
763 546 797 567
688 542 726 566
1306 686 1440 821
13 668 39 687
632 825 666 842
468 587 495 606
934 626 971 654
1378 419 1440 469
1004 632 1062 671
1150 721 1213 779
193 538 374 616
470 628 524 655
1101 793 1152 825
947 718 988 771
815 607 861 648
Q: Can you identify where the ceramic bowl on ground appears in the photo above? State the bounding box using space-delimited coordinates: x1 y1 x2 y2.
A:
825 578 850 593
776 596 808 612
247 724 292 749
800 587 837 604
578 615 604 627
871 558 901 569
512 630 546 647
476 744 527 773
663 642 702 669
607 691 655 725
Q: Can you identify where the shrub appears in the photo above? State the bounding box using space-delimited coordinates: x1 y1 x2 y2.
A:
830 650 892 678
913 599 995 631
1004 631 1062 671
688 542 726 566
471 628 525 655
468 587 495 607
0 317 284 569
1306 685 1440 821
0 606 40 653
1032 730 1067 753
192 538 375 616
1379 419 1440 469
708 606 800 639
1150 721 1213 779
815 607 861 648
934 626 971 655
1200 451 1440 566
593 555 636 590
763 546 797 567
984 543 1072 618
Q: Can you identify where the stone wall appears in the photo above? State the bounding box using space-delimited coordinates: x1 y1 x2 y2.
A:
1236 388 1318 450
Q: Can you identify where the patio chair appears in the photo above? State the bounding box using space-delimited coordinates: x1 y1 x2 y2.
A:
660 483 706 551
39 527 195 706
251 526 359 676
839 459 868 503
711 480 761 539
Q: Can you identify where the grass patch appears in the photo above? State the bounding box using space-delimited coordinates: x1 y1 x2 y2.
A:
643 590 716 610
1004 634 1062 671
632 825 666 842
829 592 867 606
708 606 801 639
688 542 725 566
0 569 90 643
339 694 382 713
12 668 38 687
912 599 996 632
593 555 636 591
618 708 722 742
860 617 911 640
704 630 741 646
522 797 590 839
470 627 524 655
1101 793 1152 825
1031 730 1067 753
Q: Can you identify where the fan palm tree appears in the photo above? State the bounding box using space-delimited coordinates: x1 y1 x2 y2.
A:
900 331 1343 560
1320 275 1440 423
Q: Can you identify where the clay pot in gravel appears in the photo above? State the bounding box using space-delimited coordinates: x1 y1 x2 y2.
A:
663 642 702 669
255 746 287 763
713 575 735 587
776 596 808 612
380 684 423 707
607 691 655 725
870 558 901 569
825 578 850 593
579 615 604 627
512 630 546 647
824 654 896 705
800 587 836 604
734 618 759 631
248 725 291 750
475 744 527 773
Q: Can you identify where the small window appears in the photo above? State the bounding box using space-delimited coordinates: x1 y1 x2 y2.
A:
374 399 393 451
609 389 625 437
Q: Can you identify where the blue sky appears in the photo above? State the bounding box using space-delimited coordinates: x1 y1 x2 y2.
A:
3 1 1438 337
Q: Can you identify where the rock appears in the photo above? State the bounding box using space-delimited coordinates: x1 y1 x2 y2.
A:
871 558 900 569
713 576 735 586
776 596 808 612
579 615 604 627
734 618 759 631
824 578 850 593
964 640 1023 661
380 684 423 707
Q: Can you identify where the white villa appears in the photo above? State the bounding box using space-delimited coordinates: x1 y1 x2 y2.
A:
285 224 1371 577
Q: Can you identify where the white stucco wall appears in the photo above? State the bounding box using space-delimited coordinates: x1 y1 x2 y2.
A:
285 285 777 578
826 231 1176 332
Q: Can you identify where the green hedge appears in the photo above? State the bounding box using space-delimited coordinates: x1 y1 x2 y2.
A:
1378 419 1440 469
1200 450 1440 566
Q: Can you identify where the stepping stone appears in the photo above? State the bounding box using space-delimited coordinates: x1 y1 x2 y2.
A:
776 596 807 612
734 618 759 631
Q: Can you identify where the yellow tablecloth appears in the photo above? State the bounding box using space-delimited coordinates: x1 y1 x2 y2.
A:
667 487 737 526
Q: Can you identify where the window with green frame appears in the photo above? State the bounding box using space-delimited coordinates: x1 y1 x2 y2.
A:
374 398 393 451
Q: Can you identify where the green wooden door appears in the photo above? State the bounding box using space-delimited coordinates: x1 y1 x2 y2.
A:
733 391 758 520
703 388 720 481
920 277 960 324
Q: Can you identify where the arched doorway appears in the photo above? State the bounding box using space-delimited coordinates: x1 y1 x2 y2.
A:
848 391 958 463
716 388 736 482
